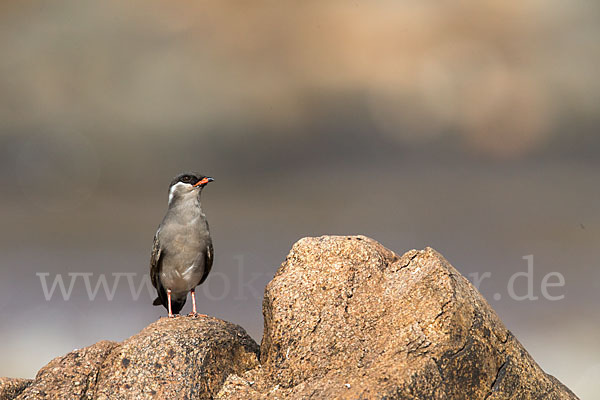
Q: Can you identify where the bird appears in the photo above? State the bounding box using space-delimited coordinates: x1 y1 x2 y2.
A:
150 172 214 317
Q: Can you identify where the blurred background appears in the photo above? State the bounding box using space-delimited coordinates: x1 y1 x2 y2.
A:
0 0 598 397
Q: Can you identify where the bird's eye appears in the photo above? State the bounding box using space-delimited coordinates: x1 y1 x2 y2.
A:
181 175 191 183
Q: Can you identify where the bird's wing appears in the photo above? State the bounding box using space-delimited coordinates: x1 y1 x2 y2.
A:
199 240 213 285
150 231 163 289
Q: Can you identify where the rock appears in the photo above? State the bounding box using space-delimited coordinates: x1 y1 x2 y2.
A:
218 235 578 399
93 316 259 400
16 340 117 400
2 235 578 399
13 316 259 400
0 378 32 400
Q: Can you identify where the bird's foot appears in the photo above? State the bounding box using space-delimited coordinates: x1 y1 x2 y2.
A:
188 312 198 317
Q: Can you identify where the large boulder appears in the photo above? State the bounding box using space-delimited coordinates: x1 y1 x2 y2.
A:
12 316 259 400
1 236 578 399
218 235 578 399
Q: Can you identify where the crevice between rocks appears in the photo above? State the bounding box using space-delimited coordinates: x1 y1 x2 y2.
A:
398 253 419 271
86 343 120 399
484 358 509 399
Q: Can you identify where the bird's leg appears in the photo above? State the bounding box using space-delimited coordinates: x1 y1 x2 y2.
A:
167 289 174 318
189 289 197 316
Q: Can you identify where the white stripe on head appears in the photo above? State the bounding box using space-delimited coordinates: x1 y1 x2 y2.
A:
168 182 192 205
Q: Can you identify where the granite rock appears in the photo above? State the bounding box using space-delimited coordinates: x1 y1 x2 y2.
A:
218 235 578 399
13 316 258 400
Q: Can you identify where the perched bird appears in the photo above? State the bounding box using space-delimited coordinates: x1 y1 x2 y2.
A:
150 172 214 317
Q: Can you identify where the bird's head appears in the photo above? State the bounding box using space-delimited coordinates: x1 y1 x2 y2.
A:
168 172 214 205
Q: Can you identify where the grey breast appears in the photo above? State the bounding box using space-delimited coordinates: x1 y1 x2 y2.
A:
158 208 211 296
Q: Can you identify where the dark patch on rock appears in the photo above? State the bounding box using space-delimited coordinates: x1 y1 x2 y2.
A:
0 378 32 399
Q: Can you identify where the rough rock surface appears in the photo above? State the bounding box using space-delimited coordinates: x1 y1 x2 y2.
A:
218 235 578 399
0 378 32 400
2 235 578 399
15 340 117 400
12 316 258 400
